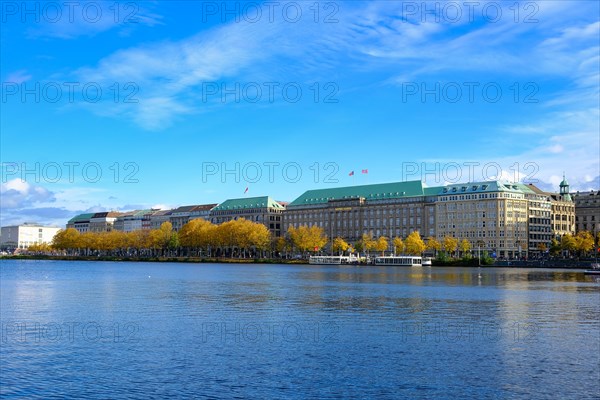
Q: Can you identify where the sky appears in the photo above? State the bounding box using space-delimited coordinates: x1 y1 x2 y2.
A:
1 0 599 227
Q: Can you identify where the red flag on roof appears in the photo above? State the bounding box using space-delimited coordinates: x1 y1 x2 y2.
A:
362 169 368 174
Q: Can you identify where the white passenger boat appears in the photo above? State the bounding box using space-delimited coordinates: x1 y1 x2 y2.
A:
374 256 422 267
422 257 432 266
584 263 600 275
309 255 359 265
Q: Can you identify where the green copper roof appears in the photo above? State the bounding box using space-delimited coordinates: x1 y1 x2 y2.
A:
289 180 538 207
560 175 569 186
433 181 537 195
67 213 95 223
423 186 444 196
212 196 284 211
288 180 425 206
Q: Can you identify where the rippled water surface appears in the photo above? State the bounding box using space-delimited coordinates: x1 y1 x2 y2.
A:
1 260 599 399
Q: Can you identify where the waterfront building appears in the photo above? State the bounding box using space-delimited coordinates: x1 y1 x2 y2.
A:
0 223 61 250
66 213 94 233
523 190 553 256
89 212 123 232
286 180 560 259
573 190 600 234
113 210 157 232
434 182 540 258
150 210 174 230
170 204 217 231
210 196 285 237
528 178 575 240
284 181 436 245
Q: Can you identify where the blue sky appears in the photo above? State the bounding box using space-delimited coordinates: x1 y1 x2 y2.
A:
1 0 599 227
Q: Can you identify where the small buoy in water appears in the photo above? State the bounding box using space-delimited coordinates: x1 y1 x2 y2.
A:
148 275 151 278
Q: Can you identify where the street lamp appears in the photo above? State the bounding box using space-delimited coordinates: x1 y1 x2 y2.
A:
476 240 485 266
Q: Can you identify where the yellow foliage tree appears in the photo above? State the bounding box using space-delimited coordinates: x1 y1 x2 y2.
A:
361 233 376 254
52 228 80 253
405 231 426 255
375 236 388 255
288 225 327 254
426 236 441 254
574 231 594 254
459 239 471 257
442 236 458 256
393 237 404 255
332 237 349 255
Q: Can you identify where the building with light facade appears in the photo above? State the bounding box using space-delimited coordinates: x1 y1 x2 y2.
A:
285 179 574 259
0 223 61 250
170 204 217 231
284 181 436 244
528 178 575 240
210 196 285 237
59 175 579 259
89 212 122 232
573 190 600 234
150 210 173 230
113 210 157 232
66 213 94 233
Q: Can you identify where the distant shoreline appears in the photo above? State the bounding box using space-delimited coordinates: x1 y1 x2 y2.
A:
0 255 593 269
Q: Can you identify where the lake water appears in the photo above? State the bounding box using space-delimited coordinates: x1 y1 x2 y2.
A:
1 260 599 399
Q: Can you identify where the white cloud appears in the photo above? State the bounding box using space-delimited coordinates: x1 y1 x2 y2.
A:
0 179 55 209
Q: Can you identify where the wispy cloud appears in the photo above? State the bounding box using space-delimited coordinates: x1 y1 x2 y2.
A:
25 2 163 39
66 1 598 132
4 69 32 84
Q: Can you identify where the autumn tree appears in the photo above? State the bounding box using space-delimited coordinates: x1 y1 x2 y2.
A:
537 242 547 253
375 236 388 255
52 228 81 254
393 237 404 255
288 225 328 254
550 238 561 256
459 239 471 257
247 221 271 257
574 231 594 256
560 234 576 256
332 237 349 255
405 231 426 255
27 242 51 253
361 233 376 255
442 236 458 257
353 240 364 253
426 236 441 255
273 236 292 258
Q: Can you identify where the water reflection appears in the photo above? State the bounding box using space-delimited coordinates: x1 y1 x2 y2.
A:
1 260 598 399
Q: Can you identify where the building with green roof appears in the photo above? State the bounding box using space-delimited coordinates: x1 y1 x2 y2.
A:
285 179 564 258
66 213 96 233
285 180 438 246
210 196 285 237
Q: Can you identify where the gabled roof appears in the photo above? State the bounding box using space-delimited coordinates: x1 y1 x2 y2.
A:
211 196 284 211
288 180 425 207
